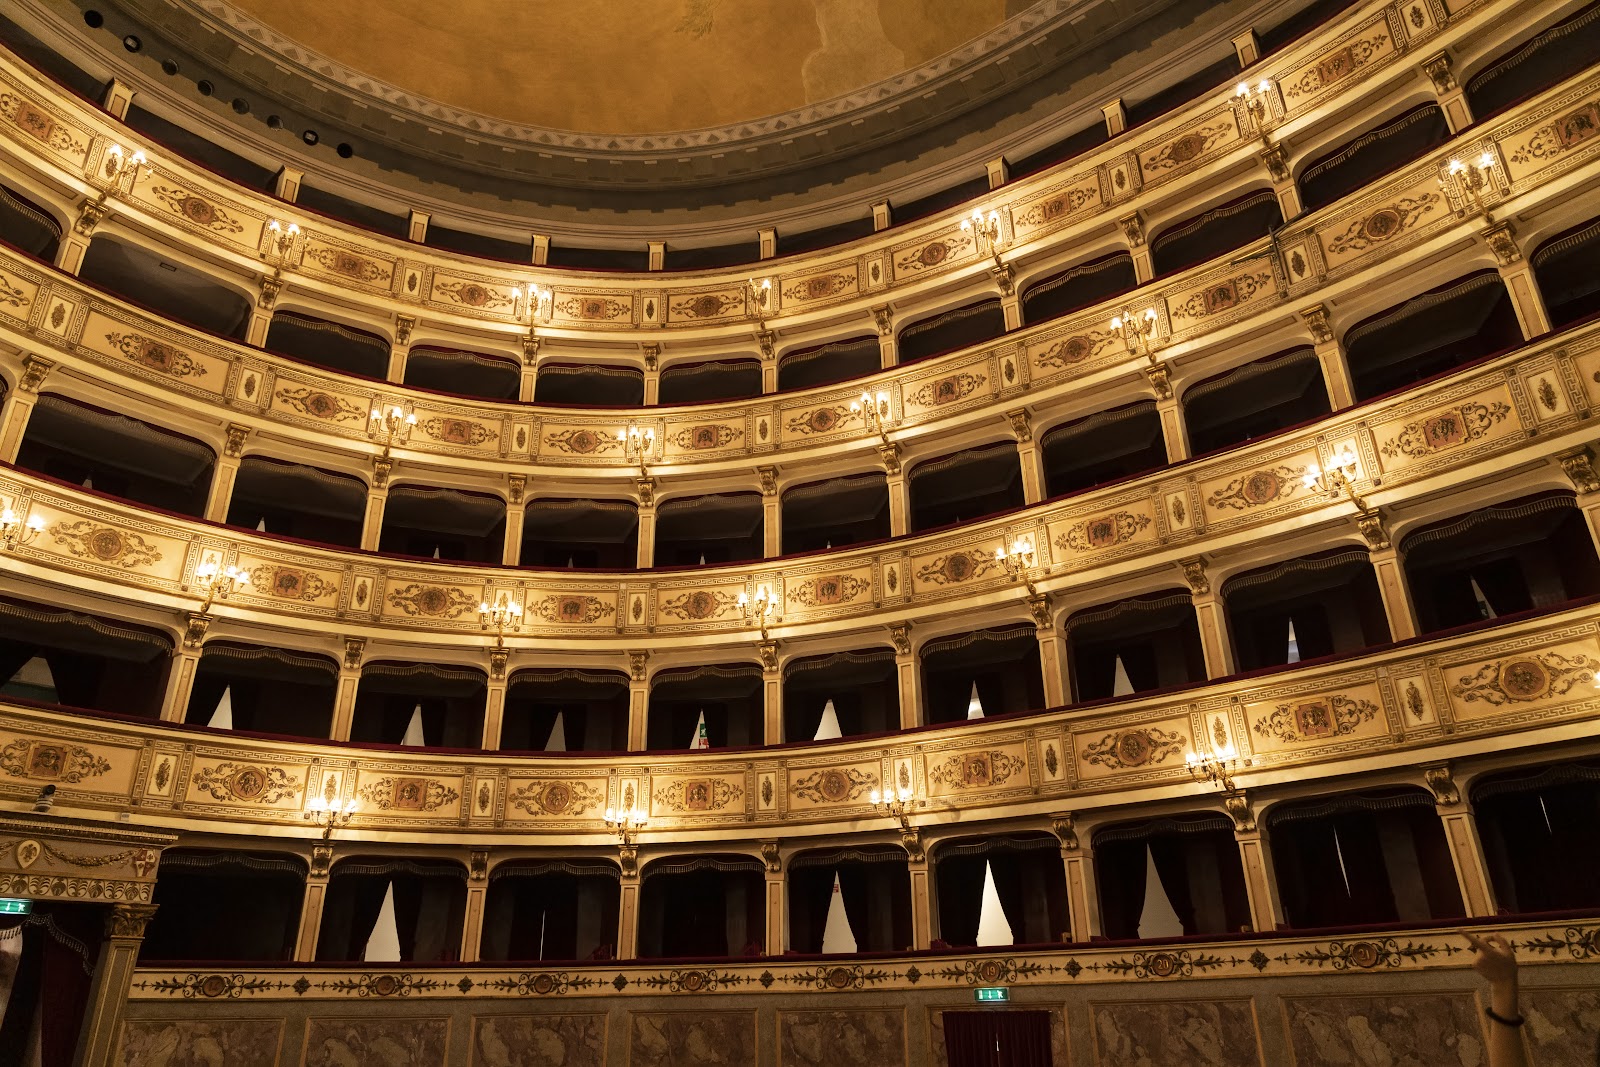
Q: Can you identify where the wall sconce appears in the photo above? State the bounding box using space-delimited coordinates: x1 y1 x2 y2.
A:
305 796 356 839
1442 153 1497 218
1110 307 1160 362
746 277 772 324
101 143 151 197
368 405 416 462
479 593 523 649
1236 79 1277 141
738 583 776 642
193 559 249 613
961 208 1004 266
1302 447 1368 511
617 422 656 477
512 283 550 324
262 219 302 267
869 784 916 832
1186 746 1240 792
850 389 894 448
0 507 44 552
604 804 647 846
994 534 1038 595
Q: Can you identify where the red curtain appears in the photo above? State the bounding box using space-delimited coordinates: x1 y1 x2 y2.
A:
943 1010 1053 1067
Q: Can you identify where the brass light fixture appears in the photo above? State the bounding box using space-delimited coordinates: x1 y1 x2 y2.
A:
603 804 647 845
1235 79 1277 141
100 143 150 197
305 796 357 839
0 506 44 552
869 783 916 832
961 208 1003 266
193 559 249 613
1442 153 1498 218
1186 745 1240 792
994 534 1039 596
617 422 656 477
1302 447 1367 511
1109 307 1160 361
262 219 302 267
746 277 772 324
478 593 523 649
512 283 550 324
368 405 417 463
737 583 777 642
850 389 894 448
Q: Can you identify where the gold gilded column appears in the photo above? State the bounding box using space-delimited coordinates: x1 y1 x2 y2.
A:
71 902 158 1067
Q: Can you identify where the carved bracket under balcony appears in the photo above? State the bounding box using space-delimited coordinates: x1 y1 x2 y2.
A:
628 650 650 682
1224 791 1256 833
1180 556 1211 595
74 196 108 236
1482 221 1521 266
223 423 249 459
1421 50 1457 94
1006 408 1032 443
872 305 894 337
182 611 209 651
1300 303 1335 345
1052 813 1078 851
888 621 912 656
258 273 283 310
19 355 53 393
1424 763 1461 807
1557 446 1600 495
900 827 925 865
507 474 526 504
343 636 365 671
1146 362 1172 400
878 442 902 475
1357 508 1390 550
760 841 781 873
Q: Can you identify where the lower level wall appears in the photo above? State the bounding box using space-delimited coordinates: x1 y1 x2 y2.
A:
117 919 1600 1067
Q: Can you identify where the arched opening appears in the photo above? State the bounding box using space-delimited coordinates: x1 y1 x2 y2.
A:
1039 402 1166 499
1066 591 1205 702
1181 347 1329 456
780 472 890 554
907 441 1024 532
533 363 645 407
1465 1 1600 120
79 236 251 339
654 492 763 566
1150 191 1282 278
1532 217 1600 330
225 456 366 547
378 485 506 563
403 346 519 401
481 860 621 961
0 182 62 262
521 498 638 569
933 833 1068 947
265 310 389 379
16 394 215 517
0 597 171 717
316 857 467 962
1223 549 1391 671
184 642 337 739
501 668 629 752
658 359 762 404
1342 271 1521 402
1297 104 1449 214
637 855 766 959
787 846 911 954
1472 760 1600 913
777 336 880 391
920 625 1044 725
350 662 487 749
782 648 899 742
1400 492 1600 634
647 664 763 750
1092 814 1253 938
1020 253 1137 326
142 850 305 961
897 299 1006 364
1268 789 1464 928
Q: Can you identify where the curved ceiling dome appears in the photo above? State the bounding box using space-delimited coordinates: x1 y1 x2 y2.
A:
224 0 1030 136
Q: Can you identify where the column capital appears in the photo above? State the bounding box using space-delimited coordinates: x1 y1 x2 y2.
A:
223 423 250 458
182 611 210 651
878 441 902 475
628 649 650 682
342 636 365 671
871 304 894 336
900 827 925 866
1482 220 1522 266
1179 555 1211 595
310 843 334 878
1557 446 1600 495
394 314 415 346
1118 210 1146 247
636 476 657 506
640 342 660 372
506 473 527 504
1357 507 1391 550
760 841 782 873
105 902 159 939
1423 762 1463 808
1260 141 1291 184
1300 303 1335 345
371 456 393 489
1420 49 1456 94
757 638 779 672
19 354 54 393
1005 407 1032 443
1147 361 1173 400
1224 791 1257 833
757 465 779 496
888 620 913 656
1051 812 1079 851
1027 591 1053 630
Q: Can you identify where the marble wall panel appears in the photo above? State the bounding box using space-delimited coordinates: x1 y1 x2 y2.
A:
118 1017 283 1067
778 1008 905 1067
628 1010 756 1067
1524 987 1600 1067
301 1016 449 1067
1090 998 1259 1067
470 1013 606 1067
1280 992 1482 1067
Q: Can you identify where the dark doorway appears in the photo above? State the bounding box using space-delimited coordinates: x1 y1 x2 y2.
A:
942 1010 1053 1067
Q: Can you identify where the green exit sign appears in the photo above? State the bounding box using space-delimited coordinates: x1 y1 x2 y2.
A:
974 987 1009 1003
0 899 31 915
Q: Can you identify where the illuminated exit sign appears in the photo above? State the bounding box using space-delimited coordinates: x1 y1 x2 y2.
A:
0 899 31 915
974 987 1009 1003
